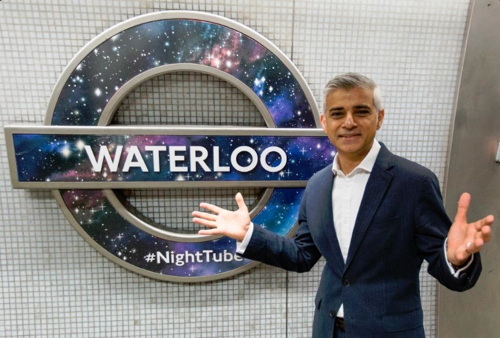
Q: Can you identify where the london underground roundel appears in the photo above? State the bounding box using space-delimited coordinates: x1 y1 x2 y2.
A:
5 11 334 282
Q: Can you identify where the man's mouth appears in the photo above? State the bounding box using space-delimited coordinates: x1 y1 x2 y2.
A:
339 134 361 139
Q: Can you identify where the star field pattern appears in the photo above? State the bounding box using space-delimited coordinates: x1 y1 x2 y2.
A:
13 133 333 184
43 13 330 281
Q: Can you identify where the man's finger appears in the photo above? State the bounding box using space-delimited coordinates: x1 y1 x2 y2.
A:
482 214 495 227
478 224 492 243
199 202 223 214
198 228 219 236
235 192 248 211
192 211 216 221
463 239 474 255
193 218 219 229
454 192 471 223
472 215 494 233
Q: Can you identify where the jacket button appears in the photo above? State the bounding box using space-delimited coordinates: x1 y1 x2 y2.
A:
343 279 350 286
329 310 336 318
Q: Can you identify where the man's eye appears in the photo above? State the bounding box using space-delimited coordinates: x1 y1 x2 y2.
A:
330 112 343 118
356 110 370 115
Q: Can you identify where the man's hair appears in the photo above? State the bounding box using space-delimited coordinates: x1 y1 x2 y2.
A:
322 72 384 114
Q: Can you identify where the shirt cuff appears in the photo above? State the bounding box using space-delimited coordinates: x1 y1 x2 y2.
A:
444 237 474 278
236 222 254 254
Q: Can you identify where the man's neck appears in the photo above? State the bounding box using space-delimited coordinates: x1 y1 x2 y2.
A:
335 141 379 175
337 156 363 175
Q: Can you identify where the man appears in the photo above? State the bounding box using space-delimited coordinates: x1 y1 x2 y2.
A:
192 73 494 337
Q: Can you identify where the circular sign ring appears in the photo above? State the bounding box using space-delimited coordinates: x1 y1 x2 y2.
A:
100 63 275 242
46 11 319 282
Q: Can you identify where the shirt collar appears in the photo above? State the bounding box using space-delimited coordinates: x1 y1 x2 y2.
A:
332 139 381 176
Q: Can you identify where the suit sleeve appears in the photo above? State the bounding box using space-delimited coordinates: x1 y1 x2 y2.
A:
414 172 481 291
240 188 323 273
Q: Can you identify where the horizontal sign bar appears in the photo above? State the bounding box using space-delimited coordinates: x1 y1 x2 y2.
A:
6 126 334 189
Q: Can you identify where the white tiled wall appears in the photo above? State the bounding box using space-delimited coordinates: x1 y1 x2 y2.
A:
0 0 470 336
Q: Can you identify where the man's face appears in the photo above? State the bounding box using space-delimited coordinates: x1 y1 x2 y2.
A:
320 87 384 166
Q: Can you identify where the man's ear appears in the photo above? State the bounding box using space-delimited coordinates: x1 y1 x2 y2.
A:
320 114 327 132
377 109 385 130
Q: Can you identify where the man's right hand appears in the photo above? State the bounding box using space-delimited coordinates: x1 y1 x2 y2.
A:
192 192 251 242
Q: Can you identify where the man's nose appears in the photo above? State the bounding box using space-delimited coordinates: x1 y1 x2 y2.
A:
342 112 356 128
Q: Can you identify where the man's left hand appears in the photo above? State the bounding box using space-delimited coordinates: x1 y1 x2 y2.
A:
447 192 494 267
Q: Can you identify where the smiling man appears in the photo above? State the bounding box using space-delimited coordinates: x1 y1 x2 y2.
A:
321 83 384 175
192 73 494 337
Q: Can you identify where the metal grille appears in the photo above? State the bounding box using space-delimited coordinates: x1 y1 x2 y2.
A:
112 71 266 234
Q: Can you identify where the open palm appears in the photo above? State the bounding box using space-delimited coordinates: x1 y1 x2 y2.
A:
192 193 251 242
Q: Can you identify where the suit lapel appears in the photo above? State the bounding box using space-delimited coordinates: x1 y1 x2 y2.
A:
315 168 345 272
345 145 394 269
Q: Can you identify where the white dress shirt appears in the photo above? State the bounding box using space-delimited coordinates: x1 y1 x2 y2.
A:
332 140 381 262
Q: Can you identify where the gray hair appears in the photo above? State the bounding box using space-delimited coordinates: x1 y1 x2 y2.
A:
322 72 384 114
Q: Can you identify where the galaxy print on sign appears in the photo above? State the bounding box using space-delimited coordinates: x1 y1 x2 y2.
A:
61 187 303 278
36 13 331 281
13 133 333 184
52 19 315 128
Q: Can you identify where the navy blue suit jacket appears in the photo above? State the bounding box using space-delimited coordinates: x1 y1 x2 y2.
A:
242 144 481 337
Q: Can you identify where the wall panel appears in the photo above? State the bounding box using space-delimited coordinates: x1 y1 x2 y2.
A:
439 0 500 336
0 1 471 336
